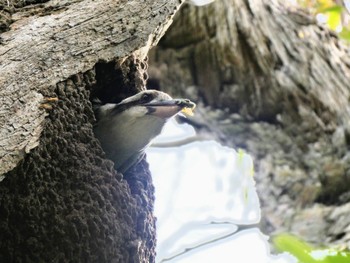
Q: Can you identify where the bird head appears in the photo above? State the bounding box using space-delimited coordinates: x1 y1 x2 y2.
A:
109 89 194 119
94 89 195 172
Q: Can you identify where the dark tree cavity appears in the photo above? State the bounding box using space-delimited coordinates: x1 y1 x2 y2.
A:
0 0 184 261
0 57 156 262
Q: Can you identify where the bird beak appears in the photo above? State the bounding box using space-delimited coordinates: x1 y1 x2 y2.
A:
145 99 194 119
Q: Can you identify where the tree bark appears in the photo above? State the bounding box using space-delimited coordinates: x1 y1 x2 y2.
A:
148 0 350 246
0 0 182 176
0 0 183 261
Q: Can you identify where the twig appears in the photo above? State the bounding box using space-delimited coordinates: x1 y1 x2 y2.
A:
151 134 211 148
159 222 260 262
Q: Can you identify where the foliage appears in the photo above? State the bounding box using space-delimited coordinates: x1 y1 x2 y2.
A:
297 0 350 42
274 234 350 263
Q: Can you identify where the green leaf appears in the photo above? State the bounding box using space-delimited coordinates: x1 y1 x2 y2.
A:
339 28 350 41
273 234 318 263
274 234 350 263
316 5 343 31
317 5 343 13
310 249 350 263
326 10 341 31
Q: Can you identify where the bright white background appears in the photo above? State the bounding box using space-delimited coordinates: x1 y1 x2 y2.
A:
146 119 296 263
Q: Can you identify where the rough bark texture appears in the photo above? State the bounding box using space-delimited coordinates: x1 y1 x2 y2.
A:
0 0 183 261
0 0 182 176
148 0 350 247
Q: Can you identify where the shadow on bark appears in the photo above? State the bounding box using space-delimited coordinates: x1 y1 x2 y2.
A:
0 58 156 262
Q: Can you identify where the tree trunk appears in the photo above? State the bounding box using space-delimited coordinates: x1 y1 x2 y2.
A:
0 0 183 261
148 0 350 246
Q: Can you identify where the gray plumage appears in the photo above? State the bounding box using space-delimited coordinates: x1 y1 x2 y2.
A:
93 90 194 173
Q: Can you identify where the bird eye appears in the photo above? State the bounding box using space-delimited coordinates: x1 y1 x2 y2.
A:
141 93 152 103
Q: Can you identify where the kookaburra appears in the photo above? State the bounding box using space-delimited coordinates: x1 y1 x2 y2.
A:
93 89 195 173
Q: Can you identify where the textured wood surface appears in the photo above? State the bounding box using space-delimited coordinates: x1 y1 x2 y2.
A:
149 0 350 246
0 0 183 261
0 0 183 176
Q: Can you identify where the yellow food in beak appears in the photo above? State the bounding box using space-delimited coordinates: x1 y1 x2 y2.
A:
181 103 196 116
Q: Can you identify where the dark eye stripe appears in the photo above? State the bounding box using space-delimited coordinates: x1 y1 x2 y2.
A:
111 92 155 115
140 93 154 103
